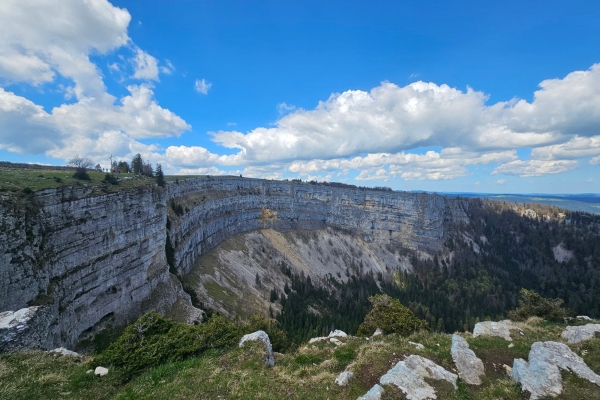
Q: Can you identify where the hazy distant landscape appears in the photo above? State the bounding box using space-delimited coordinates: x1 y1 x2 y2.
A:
440 193 600 214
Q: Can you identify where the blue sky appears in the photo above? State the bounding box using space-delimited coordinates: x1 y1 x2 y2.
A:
1 0 599 193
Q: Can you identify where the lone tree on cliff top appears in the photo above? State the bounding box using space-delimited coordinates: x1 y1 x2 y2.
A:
68 155 94 169
155 164 165 187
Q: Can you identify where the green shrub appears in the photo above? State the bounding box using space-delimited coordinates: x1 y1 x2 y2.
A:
73 167 90 180
92 311 242 378
333 346 355 368
507 288 571 322
295 354 322 365
357 294 429 337
103 173 118 185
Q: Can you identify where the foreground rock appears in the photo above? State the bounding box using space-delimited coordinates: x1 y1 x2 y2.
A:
379 355 458 400
50 347 80 357
335 371 354 386
561 324 600 344
451 334 485 385
309 329 348 344
239 330 275 367
0 306 52 352
511 341 600 399
94 367 109 377
357 384 384 400
473 320 521 341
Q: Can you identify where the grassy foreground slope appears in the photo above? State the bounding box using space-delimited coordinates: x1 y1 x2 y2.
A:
1 318 599 400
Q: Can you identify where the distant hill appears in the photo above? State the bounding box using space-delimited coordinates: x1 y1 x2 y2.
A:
437 192 600 214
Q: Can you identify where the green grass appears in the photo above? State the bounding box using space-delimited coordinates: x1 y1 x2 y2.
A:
1 320 599 399
0 167 154 194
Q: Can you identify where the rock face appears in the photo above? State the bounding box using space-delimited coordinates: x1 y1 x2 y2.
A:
0 185 195 351
451 334 485 385
511 341 600 400
379 355 458 400
239 330 275 367
357 384 384 400
1 176 468 351
561 324 600 344
167 177 469 277
473 320 520 341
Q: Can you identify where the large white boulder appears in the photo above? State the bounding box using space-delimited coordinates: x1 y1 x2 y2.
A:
239 330 275 367
473 320 521 341
94 366 109 377
561 324 600 344
379 355 457 400
511 341 600 399
451 334 485 385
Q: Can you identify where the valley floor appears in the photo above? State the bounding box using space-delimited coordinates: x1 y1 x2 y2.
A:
1 318 599 400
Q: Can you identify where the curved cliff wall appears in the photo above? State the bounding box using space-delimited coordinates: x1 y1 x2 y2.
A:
1 176 469 352
167 177 469 277
0 185 179 351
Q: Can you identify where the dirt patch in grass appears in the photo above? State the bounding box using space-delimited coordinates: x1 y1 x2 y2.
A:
467 336 530 380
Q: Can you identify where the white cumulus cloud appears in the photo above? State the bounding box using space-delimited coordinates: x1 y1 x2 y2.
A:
0 0 190 167
195 79 212 94
131 49 160 81
492 160 577 177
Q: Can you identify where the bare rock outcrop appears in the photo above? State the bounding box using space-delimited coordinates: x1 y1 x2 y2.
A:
309 329 348 344
335 371 354 386
357 384 384 400
511 341 600 399
379 355 458 400
50 347 79 356
451 334 485 385
473 320 521 341
561 324 600 344
239 330 275 367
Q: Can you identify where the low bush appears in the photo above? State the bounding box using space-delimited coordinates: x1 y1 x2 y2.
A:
92 311 242 378
103 173 118 185
508 288 571 322
357 294 429 337
73 167 90 180
333 346 355 368
295 354 322 365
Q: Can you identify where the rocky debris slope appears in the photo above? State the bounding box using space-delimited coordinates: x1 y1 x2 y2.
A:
239 330 275 367
451 334 485 385
561 324 600 344
473 320 522 341
511 341 600 399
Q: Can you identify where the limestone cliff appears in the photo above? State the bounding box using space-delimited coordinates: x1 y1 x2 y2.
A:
0 176 468 352
167 177 469 277
0 185 198 352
